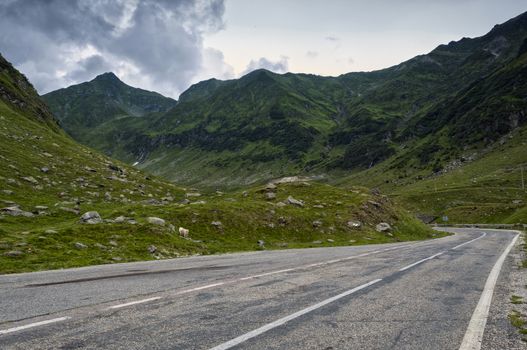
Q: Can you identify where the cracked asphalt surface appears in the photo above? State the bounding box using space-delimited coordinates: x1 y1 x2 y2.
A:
0 228 519 349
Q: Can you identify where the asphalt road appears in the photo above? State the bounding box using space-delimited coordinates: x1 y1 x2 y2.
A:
0 228 519 349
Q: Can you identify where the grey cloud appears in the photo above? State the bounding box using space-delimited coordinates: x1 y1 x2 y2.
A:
242 56 289 75
306 51 318 58
66 55 113 82
0 0 229 98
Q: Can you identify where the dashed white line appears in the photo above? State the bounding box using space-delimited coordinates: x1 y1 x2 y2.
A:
452 232 487 250
208 279 383 350
239 269 295 281
0 317 71 335
107 297 162 310
459 232 520 350
399 251 446 271
175 282 226 294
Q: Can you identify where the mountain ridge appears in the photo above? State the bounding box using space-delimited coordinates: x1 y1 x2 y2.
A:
43 11 527 189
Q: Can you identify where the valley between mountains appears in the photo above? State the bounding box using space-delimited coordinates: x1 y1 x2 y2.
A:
0 11 526 274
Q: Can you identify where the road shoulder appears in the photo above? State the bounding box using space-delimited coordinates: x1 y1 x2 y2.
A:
482 232 527 349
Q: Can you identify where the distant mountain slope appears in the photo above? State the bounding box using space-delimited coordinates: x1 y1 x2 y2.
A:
43 11 527 189
43 72 177 143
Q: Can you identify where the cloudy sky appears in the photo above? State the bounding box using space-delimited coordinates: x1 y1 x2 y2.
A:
0 0 525 98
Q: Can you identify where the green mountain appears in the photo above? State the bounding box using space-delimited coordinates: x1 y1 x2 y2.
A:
43 12 527 196
0 53 435 273
43 72 177 144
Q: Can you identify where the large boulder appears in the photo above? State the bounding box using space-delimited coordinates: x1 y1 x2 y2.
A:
80 211 102 224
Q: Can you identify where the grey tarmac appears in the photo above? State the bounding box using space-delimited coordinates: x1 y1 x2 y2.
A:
0 228 520 349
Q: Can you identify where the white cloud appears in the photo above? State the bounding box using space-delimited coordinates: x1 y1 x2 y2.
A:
241 56 289 75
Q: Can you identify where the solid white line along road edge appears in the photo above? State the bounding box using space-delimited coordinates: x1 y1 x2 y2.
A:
208 279 383 350
399 251 446 271
459 232 520 350
452 232 487 250
107 297 162 309
0 317 71 335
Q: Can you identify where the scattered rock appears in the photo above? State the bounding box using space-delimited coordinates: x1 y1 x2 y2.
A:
312 240 322 244
265 192 276 200
80 211 102 224
287 196 304 207
312 220 323 228
2 189 14 195
266 183 277 190
44 229 57 234
147 217 165 226
367 200 381 207
108 240 118 247
108 164 123 172
60 207 80 215
147 245 157 254
349 240 357 243
211 221 223 227
257 240 265 248
375 222 392 233
347 220 362 229
313 204 324 209
179 199 190 205
94 243 107 250
179 227 189 238
74 242 88 249
275 202 286 208
111 257 122 261
327 239 334 243
186 192 201 197
21 176 39 185
242 191 248 197
1 206 34 217
4 250 23 257
278 216 289 225
34 205 48 211
40 167 50 173
416 214 436 224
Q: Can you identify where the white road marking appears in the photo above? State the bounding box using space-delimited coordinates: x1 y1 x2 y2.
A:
452 232 487 250
208 279 383 350
239 269 295 281
399 251 446 271
0 317 71 335
175 282 226 294
459 232 520 350
107 297 162 309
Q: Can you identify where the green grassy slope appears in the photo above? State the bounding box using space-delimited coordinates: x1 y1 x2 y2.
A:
42 72 177 145
0 53 439 273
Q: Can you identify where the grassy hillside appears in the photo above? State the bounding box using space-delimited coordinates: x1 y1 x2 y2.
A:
0 53 439 273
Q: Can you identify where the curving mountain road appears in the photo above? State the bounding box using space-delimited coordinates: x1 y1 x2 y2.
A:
0 228 520 349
